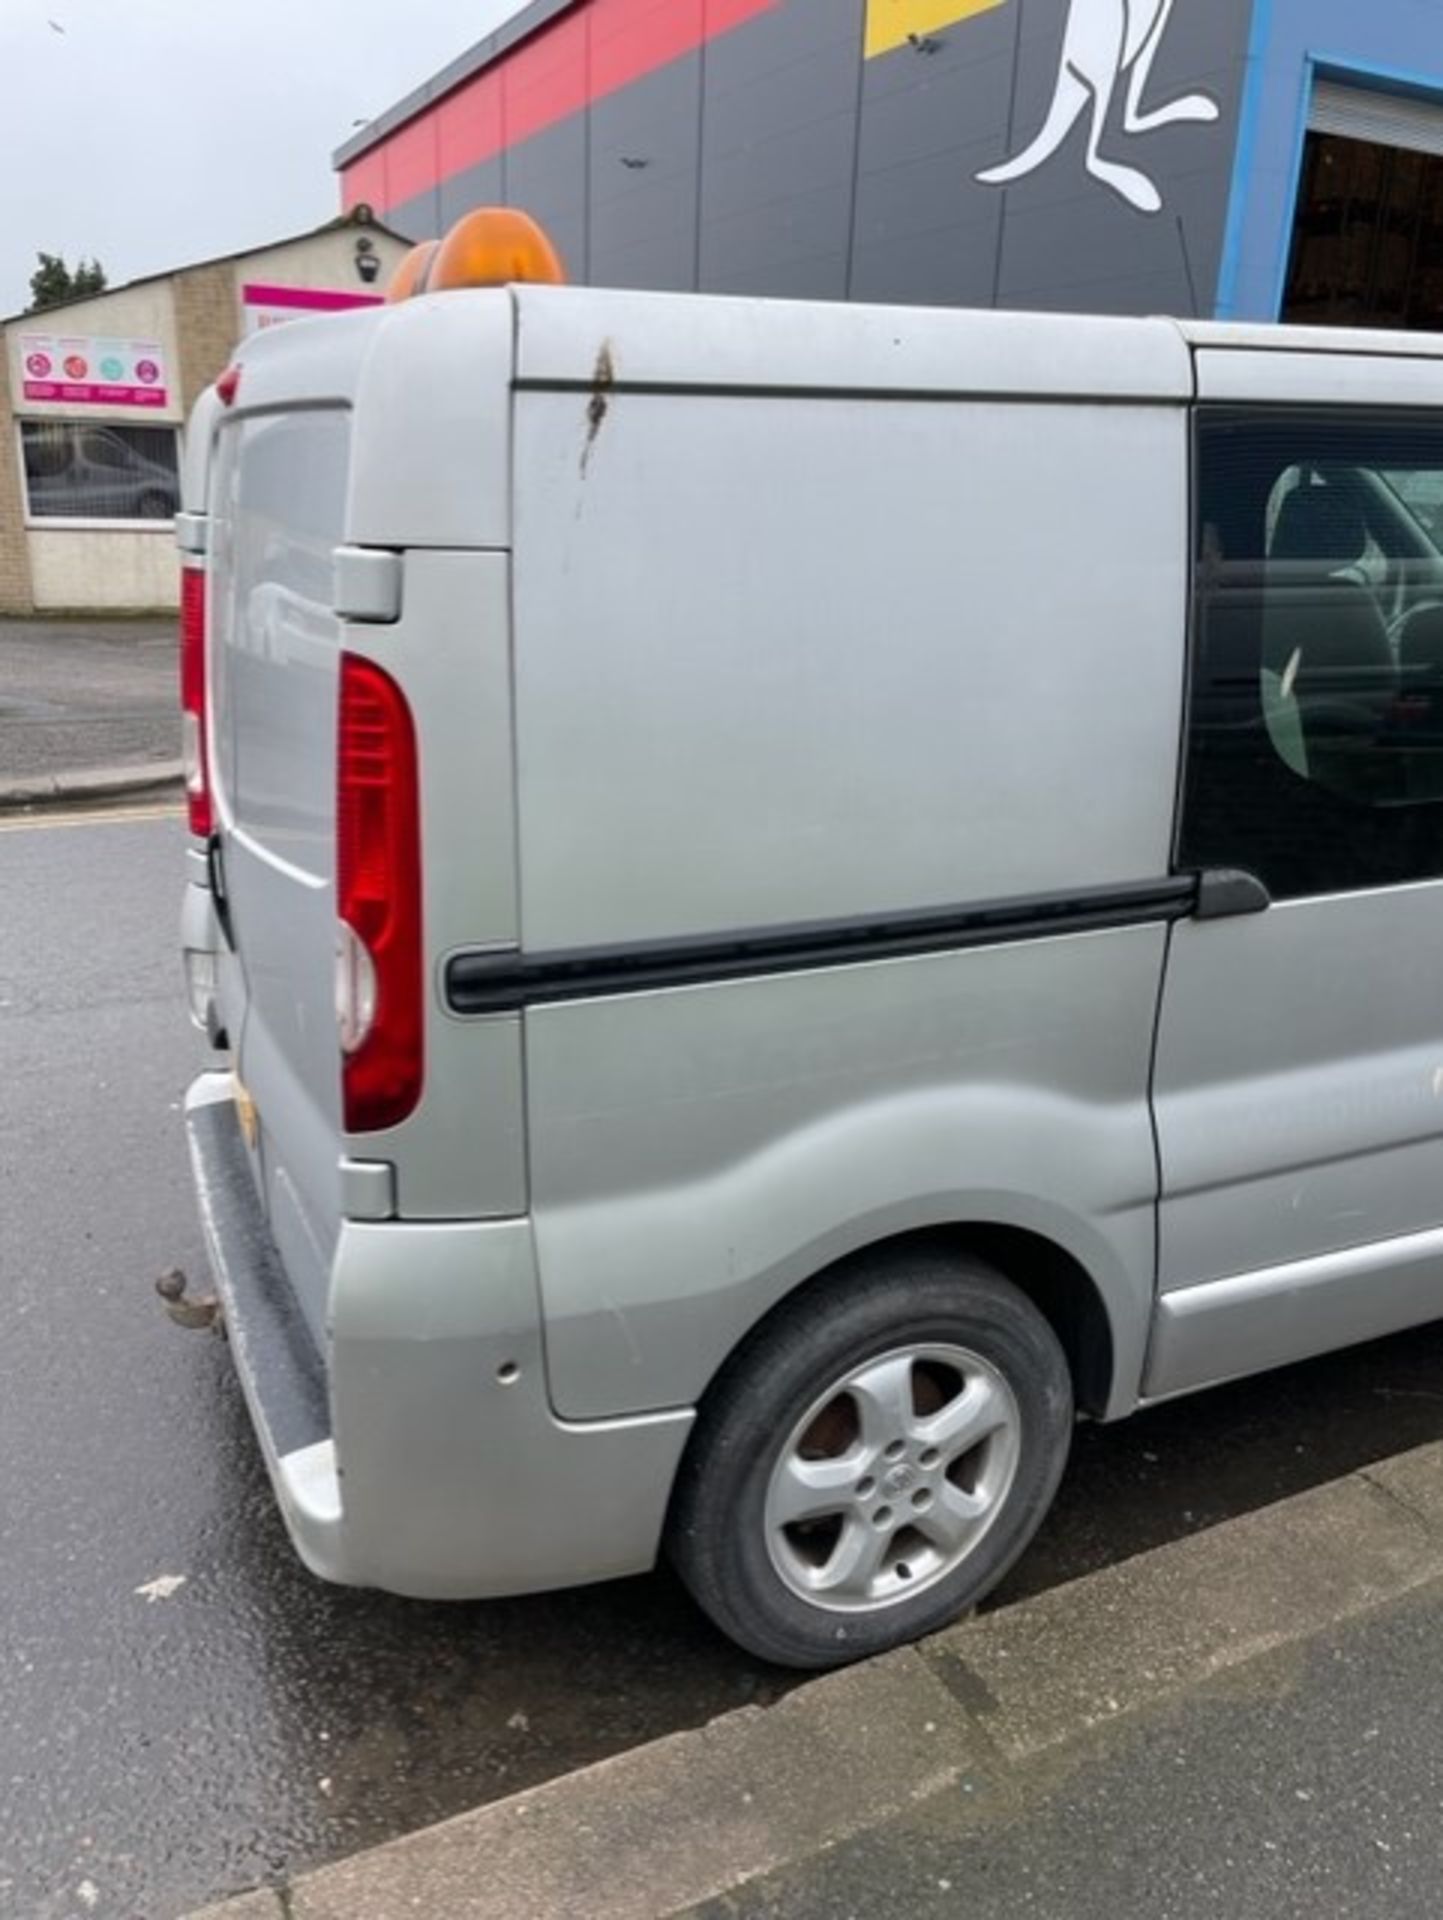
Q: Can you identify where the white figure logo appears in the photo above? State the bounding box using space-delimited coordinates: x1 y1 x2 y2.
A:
977 0 1219 214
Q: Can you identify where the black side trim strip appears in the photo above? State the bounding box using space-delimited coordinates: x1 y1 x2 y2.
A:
515 376 1177 409
446 877 1199 1016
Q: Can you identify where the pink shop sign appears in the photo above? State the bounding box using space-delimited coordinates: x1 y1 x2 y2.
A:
21 334 169 409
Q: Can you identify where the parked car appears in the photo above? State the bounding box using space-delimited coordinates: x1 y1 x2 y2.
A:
173 214 1443 1668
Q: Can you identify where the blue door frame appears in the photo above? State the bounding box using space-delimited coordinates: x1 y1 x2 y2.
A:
1217 0 1443 321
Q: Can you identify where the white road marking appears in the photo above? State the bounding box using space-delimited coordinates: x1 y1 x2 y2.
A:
134 1574 188 1603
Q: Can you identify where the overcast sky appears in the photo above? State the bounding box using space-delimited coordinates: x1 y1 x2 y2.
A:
0 0 529 316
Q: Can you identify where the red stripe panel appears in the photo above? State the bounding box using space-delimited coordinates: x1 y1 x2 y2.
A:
382 111 443 209
704 0 781 33
590 0 702 100
504 5 590 152
438 69 503 184
342 0 781 208
342 148 387 213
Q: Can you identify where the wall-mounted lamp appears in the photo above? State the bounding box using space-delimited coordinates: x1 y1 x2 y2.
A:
355 235 380 284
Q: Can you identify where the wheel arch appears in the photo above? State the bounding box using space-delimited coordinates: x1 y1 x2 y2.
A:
689 1222 1124 1427
934 1223 1115 1419
664 1221 1100 1665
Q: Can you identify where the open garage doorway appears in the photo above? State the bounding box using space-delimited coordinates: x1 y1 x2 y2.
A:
1284 80 1443 330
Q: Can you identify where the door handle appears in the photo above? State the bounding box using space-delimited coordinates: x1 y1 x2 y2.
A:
1193 869 1272 921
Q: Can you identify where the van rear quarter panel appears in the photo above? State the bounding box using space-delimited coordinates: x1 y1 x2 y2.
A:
511 379 1188 1420
528 931 1170 1420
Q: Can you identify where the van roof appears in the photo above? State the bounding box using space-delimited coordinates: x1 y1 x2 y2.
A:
1178 319 1443 358
510 286 1443 405
221 286 1443 428
512 286 1196 400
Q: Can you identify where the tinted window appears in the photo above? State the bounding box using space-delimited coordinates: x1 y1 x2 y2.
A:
1181 409 1443 901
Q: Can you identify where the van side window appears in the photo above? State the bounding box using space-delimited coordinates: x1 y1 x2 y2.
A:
1179 409 1443 901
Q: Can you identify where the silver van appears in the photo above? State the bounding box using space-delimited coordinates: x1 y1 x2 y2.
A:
176 258 1443 1668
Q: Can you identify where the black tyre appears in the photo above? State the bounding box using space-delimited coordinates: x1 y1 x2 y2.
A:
668 1247 1074 1669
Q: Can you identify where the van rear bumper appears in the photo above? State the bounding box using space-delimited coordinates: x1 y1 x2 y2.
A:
184 1071 694 1599
185 1075 347 1581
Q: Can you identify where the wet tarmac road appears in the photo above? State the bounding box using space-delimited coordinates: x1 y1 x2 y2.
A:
4 806 1443 1919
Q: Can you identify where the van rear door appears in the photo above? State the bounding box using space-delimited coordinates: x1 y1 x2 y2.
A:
209 401 353 1345
202 293 524 1346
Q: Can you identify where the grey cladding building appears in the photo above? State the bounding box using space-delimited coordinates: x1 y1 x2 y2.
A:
338 0 1443 331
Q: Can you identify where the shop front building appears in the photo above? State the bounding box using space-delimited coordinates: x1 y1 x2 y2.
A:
0 211 410 615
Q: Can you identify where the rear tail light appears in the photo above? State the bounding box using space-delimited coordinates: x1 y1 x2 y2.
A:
180 565 212 838
336 653 424 1133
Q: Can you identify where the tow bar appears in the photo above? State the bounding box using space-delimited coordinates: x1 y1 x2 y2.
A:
155 1268 222 1332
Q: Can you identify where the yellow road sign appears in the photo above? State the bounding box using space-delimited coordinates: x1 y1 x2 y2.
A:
865 0 1008 60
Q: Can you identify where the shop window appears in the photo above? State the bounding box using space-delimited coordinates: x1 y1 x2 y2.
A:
19 420 180 523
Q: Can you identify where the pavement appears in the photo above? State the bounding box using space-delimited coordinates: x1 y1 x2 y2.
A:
693 1579 1443 1920
193 1439 1443 1920
0 617 182 807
